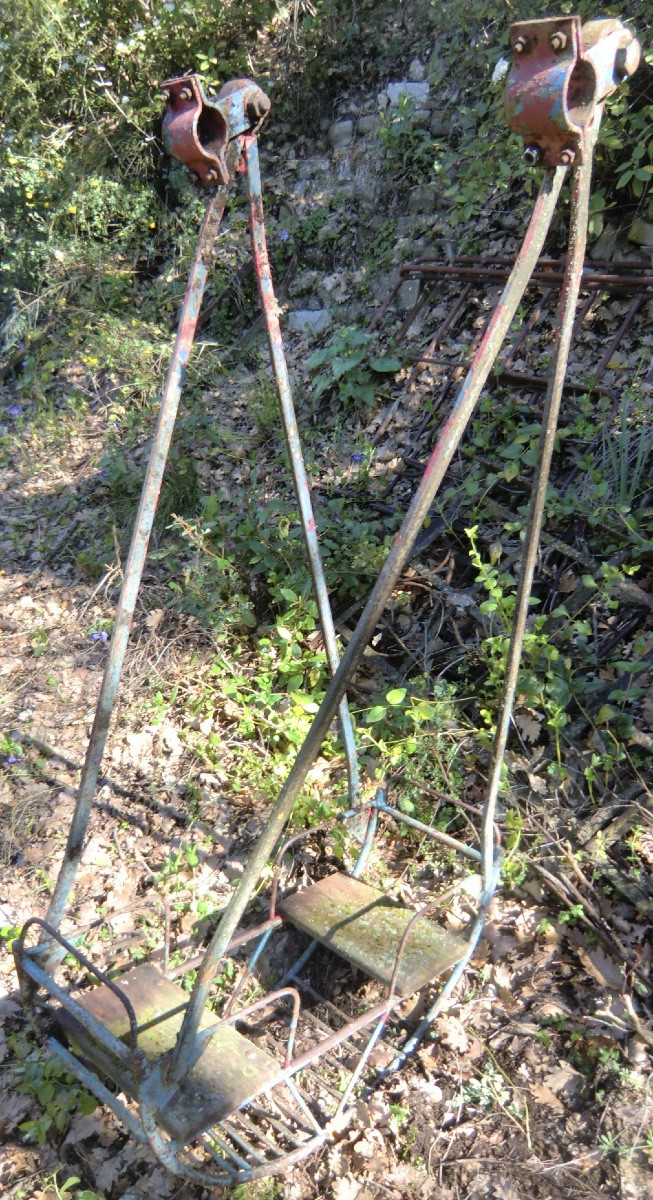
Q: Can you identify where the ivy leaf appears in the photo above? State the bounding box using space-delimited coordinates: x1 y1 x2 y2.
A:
331 351 366 378
306 347 330 370
369 355 401 373
366 705 387 723
504 461 519 482
386 687 407 705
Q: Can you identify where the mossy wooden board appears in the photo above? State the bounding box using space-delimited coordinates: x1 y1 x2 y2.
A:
278 873 468 996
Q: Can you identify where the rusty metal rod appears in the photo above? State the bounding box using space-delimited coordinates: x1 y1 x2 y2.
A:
408 254 651 273
407 283 473 389
171 166 565 1081
36 184 233 960
400 263 653 290
481 133 597 890
244 135 360 809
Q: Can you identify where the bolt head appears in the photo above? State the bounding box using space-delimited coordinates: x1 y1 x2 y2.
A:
513 35 530 54
549 31 567 53
560 147 576 166
205 169 218 184
179 87 192 101
523 144 541 167
161 88 170 103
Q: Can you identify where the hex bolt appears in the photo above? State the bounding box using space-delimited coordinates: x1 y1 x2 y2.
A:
161 88 170 103
523 144 541 167
513 35 530 54
549 31 567 53
179 87 193 101
560 147 576 166
205 169 218 184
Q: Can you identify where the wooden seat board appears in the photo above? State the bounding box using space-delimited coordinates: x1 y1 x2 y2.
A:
277 873 468 996
58 964 280 1140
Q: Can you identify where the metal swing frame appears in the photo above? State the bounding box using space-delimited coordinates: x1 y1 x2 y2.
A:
14 15 640 1186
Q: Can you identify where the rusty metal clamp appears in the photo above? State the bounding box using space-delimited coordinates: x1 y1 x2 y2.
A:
504 15 640 167
162 75 271 186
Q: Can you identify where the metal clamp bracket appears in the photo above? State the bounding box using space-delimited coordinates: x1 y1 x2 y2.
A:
162 75 271 185
504 15 640 167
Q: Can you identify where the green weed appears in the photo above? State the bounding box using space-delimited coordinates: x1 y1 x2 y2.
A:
9 1032 97 1148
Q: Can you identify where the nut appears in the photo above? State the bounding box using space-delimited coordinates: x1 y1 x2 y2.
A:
549 31 567 53
161 88 170 103
205 169 218 184
560 147 576 166
523 144 541 167
513 35 530 54
179 86 193 101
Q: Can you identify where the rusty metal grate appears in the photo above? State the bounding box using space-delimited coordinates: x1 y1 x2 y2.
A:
394 254 653 396
365 253 653 505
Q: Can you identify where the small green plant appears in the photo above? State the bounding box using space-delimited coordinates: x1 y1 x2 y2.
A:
10 1032 97 1147
1 733 24 761
37 1173 106 1200
501 808 529 889
306 325 400 410
558 903 585 928
0 923 22 948
154 841 201 886
378 94 434 184
466 525 572 740
388 1101 412 1135
457 1057 522 1117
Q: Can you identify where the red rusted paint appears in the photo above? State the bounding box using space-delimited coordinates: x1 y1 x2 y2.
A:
162 77 270 187
505 16 640 167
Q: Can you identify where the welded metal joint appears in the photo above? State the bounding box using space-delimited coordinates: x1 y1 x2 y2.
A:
162 74 271 186
505 15 640 168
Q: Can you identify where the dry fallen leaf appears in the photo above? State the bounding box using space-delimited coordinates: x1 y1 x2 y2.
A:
529 1081 566 1113
574 944 624 992
543 1062 585 1100
515 712 542 743
436 1014 469 1053
332 1175 361 1200
145 607 164 632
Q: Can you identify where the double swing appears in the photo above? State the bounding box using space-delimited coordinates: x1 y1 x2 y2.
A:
14 15 639 1186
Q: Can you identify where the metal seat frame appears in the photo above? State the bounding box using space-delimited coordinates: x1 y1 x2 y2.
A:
13 16 640 1186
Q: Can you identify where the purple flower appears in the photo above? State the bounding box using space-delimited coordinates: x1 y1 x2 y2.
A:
280 229 289 242
8 405 22 417
90 630 109 643
99 468 108 478
351 451 363 464
6 755 19 764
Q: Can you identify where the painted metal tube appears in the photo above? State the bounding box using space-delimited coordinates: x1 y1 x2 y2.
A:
380 858 503 1075
481 129 598 891
171 165 565 1080
332 1014 388 1117
375 798 481 862
38 186 231 955
17 957 135 1066
244 136 360 809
